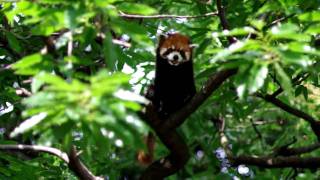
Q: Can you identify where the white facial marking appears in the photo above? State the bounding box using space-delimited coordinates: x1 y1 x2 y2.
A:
159 48 167 56
166 51 184 66
185 52 190 61
167 51 182 61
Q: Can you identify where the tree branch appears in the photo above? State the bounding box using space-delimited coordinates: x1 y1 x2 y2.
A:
68 146 103 180
257 94 320 141
213 118 320 169
162 69 237 130
274 142 320 157
0 144 102 180
270 73 309 98
216 0 237 44
255 71 320 141
119 12 218 19
0 144 69 163
231 155 320 168
140 105 190 179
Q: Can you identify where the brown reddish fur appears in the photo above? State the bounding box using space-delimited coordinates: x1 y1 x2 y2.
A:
158 34 192 53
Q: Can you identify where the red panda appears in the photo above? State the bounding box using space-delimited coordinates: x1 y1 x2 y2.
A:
138 34 196 166
138 33 196 166
153 33 196 119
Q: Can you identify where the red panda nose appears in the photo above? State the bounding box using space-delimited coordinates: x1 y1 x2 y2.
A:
173 55 179 60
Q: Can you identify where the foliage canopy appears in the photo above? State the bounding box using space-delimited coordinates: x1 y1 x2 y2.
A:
0 0 320 179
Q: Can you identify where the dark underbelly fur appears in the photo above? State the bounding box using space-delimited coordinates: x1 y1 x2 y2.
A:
153 55 196 119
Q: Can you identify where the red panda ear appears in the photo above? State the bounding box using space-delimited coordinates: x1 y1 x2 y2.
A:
158 34 167 46
189 44 198 49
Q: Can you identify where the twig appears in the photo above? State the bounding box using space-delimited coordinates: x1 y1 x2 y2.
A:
15 87 32 97
270 73 309 98
0 64 12 72
250 119 263 140
96 33 132 48
212 117 232 157
112 39 132 48
67 32 73 56
119 12 218 19
265 14 296 29
216 0 237 44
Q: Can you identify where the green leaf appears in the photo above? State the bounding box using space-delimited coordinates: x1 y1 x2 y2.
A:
5 32 22 53
103 32 117 71
235 64 268 98
306 25 320 34
37 73 86 92
12 53 42 69
298 11 320 22
274 63 292 95
111 20 153 47
249 64 269 93
278 50 313 67
91 71 130 96
250 19 265 30
295 85 308 100
94 0 118 7
31 10 65 35
210 40 262 63
269 23 311 42
117 3 157 15
213 26 256 37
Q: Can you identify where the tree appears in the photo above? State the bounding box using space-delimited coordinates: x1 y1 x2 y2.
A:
0 0 320 179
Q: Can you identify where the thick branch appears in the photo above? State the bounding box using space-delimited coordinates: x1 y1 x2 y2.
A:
163 69 237 130
275 143 320 156
140 105 189 179
68 146 102 180
0 144 69 163
231 155 320 168
119 12 218 19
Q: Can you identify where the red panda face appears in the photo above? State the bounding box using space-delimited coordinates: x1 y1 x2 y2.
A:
158 33 193 66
